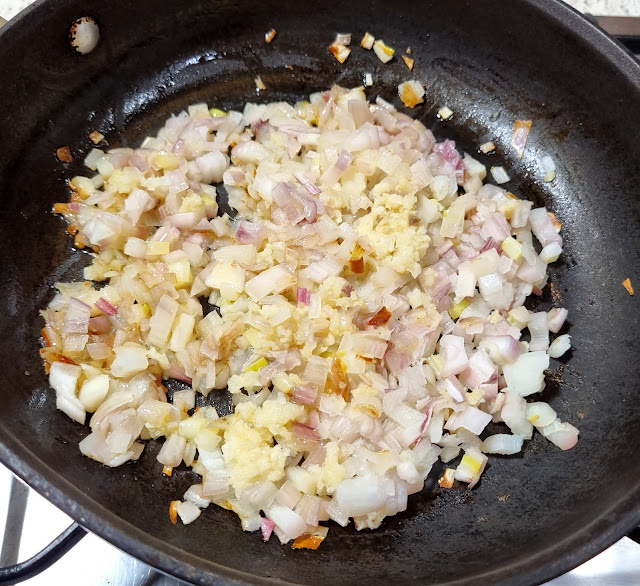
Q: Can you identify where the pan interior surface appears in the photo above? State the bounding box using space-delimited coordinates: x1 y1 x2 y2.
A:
0 0 639 584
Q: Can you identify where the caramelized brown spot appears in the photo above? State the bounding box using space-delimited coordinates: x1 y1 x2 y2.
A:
169 501 179 524
349 257 364 274
327 356 349 402
56 146 73 163
40 348 77 373
439 468 455 489
73 234 86 249
41 328 52 348
88 130 104 144
368 306 392 327
292 534 325 550
401 55 414 71
548 212 562 231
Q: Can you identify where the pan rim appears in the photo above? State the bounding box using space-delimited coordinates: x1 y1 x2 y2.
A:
1 0 639 584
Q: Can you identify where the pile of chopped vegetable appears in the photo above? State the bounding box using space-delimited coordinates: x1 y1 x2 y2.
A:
42 84 576 549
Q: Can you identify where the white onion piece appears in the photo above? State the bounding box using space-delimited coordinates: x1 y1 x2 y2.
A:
157 434 187 467
540 242 562 264
442 377 466 403
439 335 468 377
503 351 549 397
184 484 211 509
501 389 533 439
148 295 178 347
332 476 387 517
525 402 557 428
110 344 149 378
482 434 523 455
459 348 495 389
301 256 343 284
177 500 202 524
445 407 492 435
266 505 306 543
529 208 562 248
49 362 85 424
272 482 301 511
454 447 487 488
527 312 550 352
245 265 295 302
195 151 227 184
78 374 110 412
547 308 568 333
490 166 510 184
545 422 579 450
479 335 521 365
548 334 571 358
540 155 556 181
63 298 91 335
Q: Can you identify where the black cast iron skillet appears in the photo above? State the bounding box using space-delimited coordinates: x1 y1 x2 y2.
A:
0 0 639 584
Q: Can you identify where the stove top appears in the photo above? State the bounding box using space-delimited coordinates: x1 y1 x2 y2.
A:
0 465 637 585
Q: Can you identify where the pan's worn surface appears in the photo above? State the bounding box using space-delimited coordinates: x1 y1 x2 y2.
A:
0 0 639 584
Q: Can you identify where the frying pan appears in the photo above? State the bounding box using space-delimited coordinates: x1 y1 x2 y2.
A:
0 0 639 583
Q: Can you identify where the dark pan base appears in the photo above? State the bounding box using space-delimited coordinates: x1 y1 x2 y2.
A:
0 0 639 584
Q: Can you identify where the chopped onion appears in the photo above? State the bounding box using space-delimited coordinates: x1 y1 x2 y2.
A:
292 422 320 443
266 505 306 543
333 476 387 517
177 500 201 524
398 81 425 109
479 141 495 154
503 351 549 397
526 402 556 428
541 155 556 182
296 287 311 306
43 84 577 546
293 384 317 405
527 312 549 352
373 40 394 63
548 334 571 358
490 166 510 184
445 407 492 435
545 422 579 450
261 517 275 541
501 389 533 439
438 106 453 120
439 335 468 377
360 32 375 50
95 297 117 316
529 208 562 248
482 434 523 455
328 43 351 64
511 120 532 159
547 307 568 333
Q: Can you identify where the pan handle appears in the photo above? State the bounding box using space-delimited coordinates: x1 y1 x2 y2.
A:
0 523 87 584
